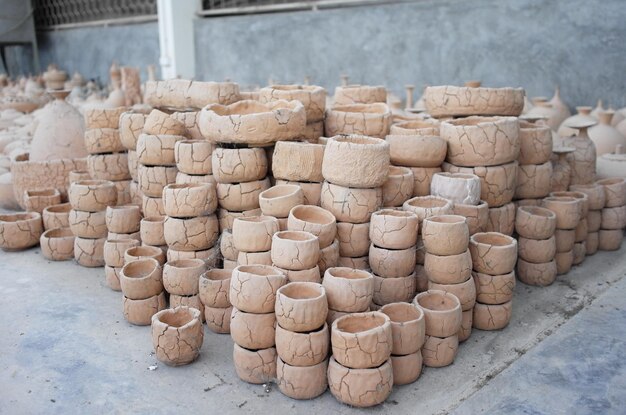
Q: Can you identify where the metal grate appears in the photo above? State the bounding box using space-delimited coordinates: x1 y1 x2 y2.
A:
199 0 411 16
34 0 157 29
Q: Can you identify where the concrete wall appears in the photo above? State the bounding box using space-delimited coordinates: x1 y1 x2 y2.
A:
194 0 626 108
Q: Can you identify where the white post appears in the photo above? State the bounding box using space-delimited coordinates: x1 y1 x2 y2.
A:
157 0 199 79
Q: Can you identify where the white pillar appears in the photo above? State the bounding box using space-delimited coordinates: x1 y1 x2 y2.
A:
157 0 199 79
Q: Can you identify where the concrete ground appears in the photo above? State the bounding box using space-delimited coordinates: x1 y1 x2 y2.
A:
1 243 625 414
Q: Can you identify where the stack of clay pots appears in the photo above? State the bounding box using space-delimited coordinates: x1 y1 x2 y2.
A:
541 196 581 274
84 107 131 205
369 209 419 305
68 180 117 267
380 302 425 385
40 203 73 261
328 311 393 407
151 306 204 366
569 183 606 256
232 215 279 266
287 205 339 273
163 257 206 317
140 216 167 255
515 206 558 286
119 257 167 325
138 109 187 218
321 135 389 269
326 85 391 139
199 269 232 333
422 214 475 341
174 139 215 186
430 171 486 235
322 267 373 325
271 230 321 283
549 190 589 265
275 282 329 400
413 290 461 367
272 141 325 206
103 205 142 290
469 232 517 330
515 120 553 204
119 109 148 206
230 265 287 384
596 178 626 251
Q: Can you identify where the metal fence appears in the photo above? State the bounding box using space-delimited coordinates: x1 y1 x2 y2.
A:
199 0 406 16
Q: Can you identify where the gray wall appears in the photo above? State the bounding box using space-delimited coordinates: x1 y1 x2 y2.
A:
194 0 626 108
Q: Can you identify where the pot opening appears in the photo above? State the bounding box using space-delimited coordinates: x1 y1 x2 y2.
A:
417 291 457 311
158 308 195 328
381 302 422 323
336 313 386 334
280 282 323 300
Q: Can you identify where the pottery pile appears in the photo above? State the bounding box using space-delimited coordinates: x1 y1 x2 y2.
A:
119 109 148 206
569 183 606 256
119 257 167 325
103 204 142 290
199 269 232 333
151 306 204 366
549 190 590 265
514 119 554 204
541 195 582 275
596 178 626 251
272 140 325 206
515 206 558 286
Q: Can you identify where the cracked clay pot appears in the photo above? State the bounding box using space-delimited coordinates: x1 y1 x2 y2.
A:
469 232 518 276
40 227 75 261
287 205 337 249
380 302 425 355
322 135 390 188
369 209 419 250
275 282 328 332
322 267 374 313
229 265 287 314
324 103 392 139
430 173 481 206
413 290 462 338
276 357 328 400
162 183 217 218
331 311 392 369
152 306 204 366
327 356 393 408
120 257 164 300
275 322 329 367
422 214 469 256
271 231 320 271
163 259 206 296
0 211 43 251
68 180 117 212
198 269 231 309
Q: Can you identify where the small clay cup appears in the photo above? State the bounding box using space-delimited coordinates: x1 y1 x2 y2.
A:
230 265 287 313
469 232 518 276
271 230 320 271
413 290 462 337
331 311 393 369
151 306 204 366
322 267 374 312
422 214 469 255
380 302 425 355
275 282 328 332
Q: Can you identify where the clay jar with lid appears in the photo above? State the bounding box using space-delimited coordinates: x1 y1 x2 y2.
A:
422 215 469 256
323 267 374 312
331 311 392 369
163 259 206 295
469 232 518 276
275 282 328 332
0 212 43 251
287 205 337 248
151 306 204 366
232 216 279 253
380 302 425 355
229 265 286 314
259 185 304 218
271 231 320 271
369 209 419 250
413 290 462 337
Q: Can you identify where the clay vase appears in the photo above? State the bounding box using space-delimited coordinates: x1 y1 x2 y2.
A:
558 106 596 138
560 121 597 185
589 111 626 157
151 306 204 366
547 87 571 128
550 147 575 191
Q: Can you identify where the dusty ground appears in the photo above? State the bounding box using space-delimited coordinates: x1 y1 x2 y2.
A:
1 243 625 414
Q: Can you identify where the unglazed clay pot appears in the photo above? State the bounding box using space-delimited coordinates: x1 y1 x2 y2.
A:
473 301 512 330
323 267 373 312
336 221 370 257
369 209 419 250
382 166 414 207
518 121 552 165
138 165 178 197
119 258 164 300
163 259 206 295
386 134 446 168
232 216 279 253
211 147 267 183
561 120 597 185
136 134 184 166
199 269 231 308
275 265 322 283
276 357 328 400
105 205 141 234
151 306 203 366
601 206 626 230
391 351 423 385
23 188 61 214
40 227 75 260
0 212 43 251
555 250 574 274
232 344 277 384
517 258 558 286
287 205 337 248
68 209 107 238
174 140 213 175
554 229 576 253
199 99 306 145
550 147 574 192
424 86 524 117
380 302 425 355
84 128 124 155
230 308 277 349
403 195 453 224
271 141 325 182
334 85 386 105
413 290 462 337
123 291 167 326
274 180 322 205
409 166 443 197
442 161 518 207
569 184 606 211
515 161 553 199
440 116 520 167
550 191 589 217
163 214 219 251
275 282 328 332
485 202 516 236
586 231 599 255
430 173 481 205
453 200 489 235
587 210 602 232
144 79 239 108
469 232 518 275
369 244 416 278
372 272 417 305
204 305 232 334
589 111 626 157
598 229 623 251
518 236 556 263
87 153 131 181
237 250 272 266
428 277 476 311
324 103 392 138
422 334 459 367
389 119 440 136
73 236 105 267
162 183 216 218
322 135 390 188
572 241 587 265
515 206 556 239
320 182 382 223
271 231 320 270
42 203 71 230
143 109 186 136
327 356 393 407
216 178 270 211
422 215 469 256
260 84 326 122
140 216 166 246
103 238 141 268
424 249 472 284
596 177 626 208
119 111 146 150
230 265 286 314
473 270 515 304
331 311 392 369
124 245 166 265
259 185 304 218
541 196 581 230
68 180 117 212
275 322 329 366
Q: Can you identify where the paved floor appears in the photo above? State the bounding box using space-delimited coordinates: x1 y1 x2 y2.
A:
0 243 625 414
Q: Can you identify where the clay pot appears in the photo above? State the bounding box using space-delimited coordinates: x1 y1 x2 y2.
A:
230 265 286 313
596 146 626 180
232 216 279 253
216 178 270 211
569 184 606 211
515 205 557 239
409 166 443 196
23 188 61 214
104 265 123 291
163 259 206 295
391 351 423 385
386 134 446 167
586 231 599 255
173 140 213 175
336 222 370 257
199 99 306 145
73 236 105 267
211 147 268 183
320 181 382 224
69 180 117 212
389 119 440 136
589 111 626 157
124 245 166 265
322 135 390 188
0 211 42 251
473 270 515 304
84 128 123 154
516 258 557 286
372 273 417 305
272 180 321 206
473 301 512 330
84 107 126 129
276 357 328 400
382 166 414 207
550 147 574 191
87 153 130 181
327 356 392 407
458 309 473 342
550 190 589 218
422 215 469 256
442 161 518 207
287 205 337 248
142 196 167 220
331 311 392 369
554 229 576 253
219 229 238 261
518 121 552 165
230 308 276 349
318 238 340 273
119 111 146 150
136 134 184 166
555 250 574 275
369 209 419 250
275 265 321 283
561 121 597 185
105 205 141 234
232 344 277 384
217 207 262 231
119 257 164 300
430 173 481 205
40 227 75 260
601 206 626 230
260 84 326 122
424 249 472 284
271 141 324 182
143 109 186 136
237 250 272 266
162 183 217 218
453 200 489 235
140 216 166 246
598 229 623 251
259 185 304 218
144 79 239 109
428 277 476 311
469 232 518 275
518 236 557 263
486 203 516 234
596 178 626 208
198 269 231 308
275 282 327 332
403 195 453 224
271 231 320 271
324 103 392 139
572 241 586 265
137 165 177 198
422 334 459 367
322 267 373 312
541 196 581 230
275 323 329 366
424 86 524 117
204 305 232 334
103 238 140 267
515 162 552 199
175 172 216 187
163 214 219 251
123 291 167 326
68 209 107 238
380 302 425 355
369 244 416 278
413 290 462 337
42 203 71 230
151 306 203 366
334 85 386 105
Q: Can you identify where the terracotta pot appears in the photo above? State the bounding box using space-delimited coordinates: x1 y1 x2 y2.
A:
324 103 392 138
42 203 71 230
403 195 453 224
23 188 61 214
428 276 476 311
272 141 325 183
372 273 417 305
586 231 599 255
217 207 262 231
143 109 186 136
103 238 140 267
424 86 524 118
515 206 556 240
337 256 369 270
458 309 473 342
204 305 232 334
327 356 392 407
554 229 576 253
574 218 589 242
163 214 219 251
569 184 606 211
144 79 240 108
369 209 419 250
137 134 184 166
369 244 416 278
271 231 320 270
200 100 306 145
119 257 163 300
124 245 166 265
151 306 203 366
423 249 472 284
68 208 107 238
231 215 279 253
331 311 392 369
318 238 340 273
85 107 126 129
237 250 272 266
107 230 140 241
380 302 425 355
105 205 141 234
382 166 414 207
273 180 321 205
389 119 440 136
443 161 518 207
469 232 518 275
276 357 328 400
572 241 586 265
216 229 237 261
486 202 516 234
561 121 597 185
230 265 286 313
140 216 166 246
323 267 374 312
516 258 557 286
473 301 512 330
415 235 426 265
555 250 574 275
69 180 117 212
211 147 268 183
413 290 462 337
84 128 123 155
275 282 327 332
596 177 626 208
260 84 326 122
142 195 165 217
174 139 213 175
422 214 469 256
73 236 105 267
334 85 386 105
518 235 556 263
230 308 276 349
216 178 270 212
391 351 422 385
163 259 206 295
69 170 91 185
119 111 146 150
232 344 277 384
0 212 42 251
175 172 216 186
336 222 370 257
515 162 553 199
258 185 304 218
550 147 574 192
198 269 231 308
550 190 589 217
430 172 481 206
40 227 75 260
104 265 122 291
409 167 442 196
518 121 552 165
422 334 458 367
541 196 581 230
596 146 626 180
287 205 337 248
453 200 489 235
138 165 177 197
223 259 237 270
123 291 167 326
275 320 329 365
589 111 626 157
86 153 130 182
162 183 217 219
598 229 623 251
320 181 382 224
275 265 321 283
386 134 446 168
